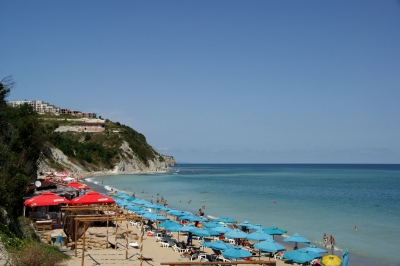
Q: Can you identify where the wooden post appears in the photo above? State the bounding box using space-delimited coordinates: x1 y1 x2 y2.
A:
106 220 109 249
115 222 118 250
125 220 128 259
74 218 78 257
81 222 87 266
140 221 144 266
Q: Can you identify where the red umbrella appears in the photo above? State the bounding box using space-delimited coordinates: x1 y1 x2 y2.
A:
71 191 115 205
66 182 89 189
24 192 71 207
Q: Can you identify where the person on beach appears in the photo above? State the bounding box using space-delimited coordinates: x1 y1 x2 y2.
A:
323 233 328 247
233 221 238 229
330 235 335 249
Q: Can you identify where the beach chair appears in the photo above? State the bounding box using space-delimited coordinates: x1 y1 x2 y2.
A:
228 238 235 245
161 242 170 248
274 251 284 260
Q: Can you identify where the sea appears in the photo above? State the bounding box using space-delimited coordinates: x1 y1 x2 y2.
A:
86 164 400 266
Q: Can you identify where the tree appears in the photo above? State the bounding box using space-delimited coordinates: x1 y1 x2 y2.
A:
0 77 44 219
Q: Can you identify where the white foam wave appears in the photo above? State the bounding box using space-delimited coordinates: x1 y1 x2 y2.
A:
85 177 94 182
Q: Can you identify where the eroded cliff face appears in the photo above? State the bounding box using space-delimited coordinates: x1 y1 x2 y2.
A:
37 141 176 175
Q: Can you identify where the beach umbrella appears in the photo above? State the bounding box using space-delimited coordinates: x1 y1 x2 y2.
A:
254 238 286 253
203 222 221 228
246 231 272 242
158 220 179 229
125 205 143 211
126 197 137 201
222 246 252 259
147 204 164 210
164 224 184 232
178 225 198 232
341 248 349 266
263 226 287 239
284 249 322 264
132 199 150 205
202 240 233 251
224 229 248 239
24 192 70 207
237 221 253 227
114 192 130 199
283 233 310 245
178 215 205 222
213 226 232 234
71 191 115 205
300 245 328 254
112 198 129 206
321 255 341 266
66 182 89 189
192 228 220 237
134 209 151 215
248 224 268 231
166 210 186 217
214 217 236 223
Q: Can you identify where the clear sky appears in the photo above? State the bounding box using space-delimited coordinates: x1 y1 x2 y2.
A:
2 1 400 163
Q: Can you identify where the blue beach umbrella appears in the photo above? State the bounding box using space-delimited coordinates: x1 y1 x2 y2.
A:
213 226 232 234
158 220 179 229
125 205 142 211
134 209 151 215
283 233 310 244
126 196 136 201
132 199 150 205
224 229 248 239
164 224 184 232
341 248 349 266
214 217 236 223
284 249 322 264
178 215 205 222
248 224 268 231
300 245 328 254
166 210 186 217
246 231 273 242
254 238 286 253
202 240 233 251
178 225 198 232
237 221 253 227
192 228 220 237
263 226 287 238
222 246 252 259
203 222 221 228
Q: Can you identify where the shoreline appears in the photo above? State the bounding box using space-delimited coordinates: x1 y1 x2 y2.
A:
82 174 383 266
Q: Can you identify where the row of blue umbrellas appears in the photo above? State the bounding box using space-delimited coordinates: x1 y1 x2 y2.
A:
113 193 350 265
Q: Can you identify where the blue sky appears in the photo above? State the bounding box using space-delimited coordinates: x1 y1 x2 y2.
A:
2 1 400 163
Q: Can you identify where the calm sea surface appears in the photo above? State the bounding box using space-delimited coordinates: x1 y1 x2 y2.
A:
89 164 400 265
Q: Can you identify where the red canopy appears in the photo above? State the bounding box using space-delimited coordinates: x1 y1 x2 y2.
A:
66 182 89 189
71 191 115 205
24 192 71 207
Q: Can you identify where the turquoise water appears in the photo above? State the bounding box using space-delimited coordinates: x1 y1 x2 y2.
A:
89 164 400 265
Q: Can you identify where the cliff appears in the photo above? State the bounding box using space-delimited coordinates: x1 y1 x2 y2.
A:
37 118 176 176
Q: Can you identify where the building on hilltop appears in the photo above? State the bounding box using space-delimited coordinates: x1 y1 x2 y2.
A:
78 122 105 132
8 100 96 118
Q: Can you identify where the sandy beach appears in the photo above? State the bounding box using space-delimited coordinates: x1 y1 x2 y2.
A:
63 219 291 266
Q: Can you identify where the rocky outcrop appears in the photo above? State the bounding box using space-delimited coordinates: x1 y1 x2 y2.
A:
37 141 176 176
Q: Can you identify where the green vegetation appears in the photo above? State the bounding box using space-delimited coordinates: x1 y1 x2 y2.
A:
0 77 44 219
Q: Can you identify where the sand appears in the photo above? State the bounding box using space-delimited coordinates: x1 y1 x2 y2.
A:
62 218 295 266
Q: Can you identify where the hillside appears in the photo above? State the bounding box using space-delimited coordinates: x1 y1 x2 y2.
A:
37 115 176 175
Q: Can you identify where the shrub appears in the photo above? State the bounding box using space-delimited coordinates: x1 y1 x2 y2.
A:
9 241 69 266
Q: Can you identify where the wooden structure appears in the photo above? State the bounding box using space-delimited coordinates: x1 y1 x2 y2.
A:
60 205 144 266
35 220 53 231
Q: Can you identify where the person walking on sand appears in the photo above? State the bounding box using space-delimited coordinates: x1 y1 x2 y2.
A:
323 233 328 247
